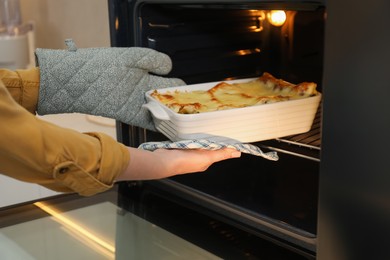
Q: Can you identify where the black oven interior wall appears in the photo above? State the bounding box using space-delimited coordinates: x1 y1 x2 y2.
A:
110 1 325 254
131 4 324 86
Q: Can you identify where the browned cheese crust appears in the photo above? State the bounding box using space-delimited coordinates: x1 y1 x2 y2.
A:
151 72 318 114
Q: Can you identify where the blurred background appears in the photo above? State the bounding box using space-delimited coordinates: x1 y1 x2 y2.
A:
19 0 110 49
0 0 114 207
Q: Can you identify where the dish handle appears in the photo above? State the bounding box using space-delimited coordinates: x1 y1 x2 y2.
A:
142 102 170 121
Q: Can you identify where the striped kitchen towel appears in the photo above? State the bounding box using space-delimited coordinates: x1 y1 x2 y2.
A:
138 139 278 161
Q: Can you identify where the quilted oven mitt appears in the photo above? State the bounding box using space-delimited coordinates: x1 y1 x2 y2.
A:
35 39 185 131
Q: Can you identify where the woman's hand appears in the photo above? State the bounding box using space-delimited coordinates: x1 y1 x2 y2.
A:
116 147 241 181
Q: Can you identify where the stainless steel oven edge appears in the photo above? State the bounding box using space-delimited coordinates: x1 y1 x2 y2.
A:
318 0 390 259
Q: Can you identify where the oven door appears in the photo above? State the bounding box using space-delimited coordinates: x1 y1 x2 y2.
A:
109 0 325 255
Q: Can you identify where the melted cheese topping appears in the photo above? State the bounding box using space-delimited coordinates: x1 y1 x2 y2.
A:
151 72 318 114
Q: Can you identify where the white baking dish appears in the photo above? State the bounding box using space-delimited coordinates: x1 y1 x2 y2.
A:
143 78 321 143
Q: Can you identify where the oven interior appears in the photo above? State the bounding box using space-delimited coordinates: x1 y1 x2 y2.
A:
111 1 325 255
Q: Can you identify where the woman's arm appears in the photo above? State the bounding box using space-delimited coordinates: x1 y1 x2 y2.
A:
0 76 241 196
0 78 129 196
116 147 241 181
0 68 40 113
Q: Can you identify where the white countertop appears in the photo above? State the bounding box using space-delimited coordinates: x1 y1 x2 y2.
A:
37 113 117 139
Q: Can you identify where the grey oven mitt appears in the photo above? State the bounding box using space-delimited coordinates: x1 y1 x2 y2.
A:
35 39 185 131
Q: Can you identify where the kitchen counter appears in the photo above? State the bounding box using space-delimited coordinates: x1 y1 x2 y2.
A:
0 183 310 259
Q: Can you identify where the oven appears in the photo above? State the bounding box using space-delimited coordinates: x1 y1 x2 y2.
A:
108 0 390 259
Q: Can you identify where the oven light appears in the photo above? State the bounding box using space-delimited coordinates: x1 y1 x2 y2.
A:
236 48 261 56
267 10 287 27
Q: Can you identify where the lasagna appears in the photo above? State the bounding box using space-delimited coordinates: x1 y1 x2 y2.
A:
150 72 318 114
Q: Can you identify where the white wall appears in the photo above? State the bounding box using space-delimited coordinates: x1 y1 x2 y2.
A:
19 0 110 49
0 0 113 208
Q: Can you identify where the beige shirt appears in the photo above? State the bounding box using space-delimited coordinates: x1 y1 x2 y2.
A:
0 68 130 196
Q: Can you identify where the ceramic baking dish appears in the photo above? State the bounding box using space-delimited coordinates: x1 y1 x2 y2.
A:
143 78 322 143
